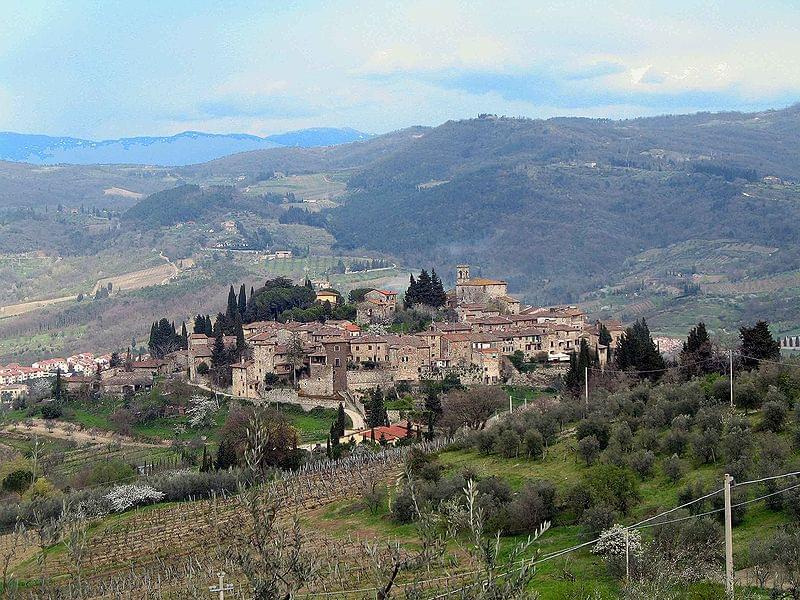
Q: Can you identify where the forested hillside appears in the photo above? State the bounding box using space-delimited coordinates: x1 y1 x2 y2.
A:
325 108 800 305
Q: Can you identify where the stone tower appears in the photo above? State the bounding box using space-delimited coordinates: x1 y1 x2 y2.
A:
456 264 470 284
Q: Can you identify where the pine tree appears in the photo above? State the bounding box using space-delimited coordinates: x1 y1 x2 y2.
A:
215 439 238 470
680 322 715 377
417 269 432 305
235 317 246 357
739 320 780 369
331 402 347 443
615 318 665 379
238 284 247 317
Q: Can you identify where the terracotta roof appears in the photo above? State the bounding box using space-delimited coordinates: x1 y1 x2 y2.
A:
231 361 254 369
188 333 208 339
356 422 416 441
192 347 213 357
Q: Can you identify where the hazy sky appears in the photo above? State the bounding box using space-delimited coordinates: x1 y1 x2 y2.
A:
1 0 799 138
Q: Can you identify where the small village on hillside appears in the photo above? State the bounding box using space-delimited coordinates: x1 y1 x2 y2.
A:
1 265 625 442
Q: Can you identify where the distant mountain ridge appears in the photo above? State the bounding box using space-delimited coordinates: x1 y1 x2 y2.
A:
0 127 372 166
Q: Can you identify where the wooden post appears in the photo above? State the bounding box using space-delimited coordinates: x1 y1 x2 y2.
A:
729 350 734 409
724 473 734 598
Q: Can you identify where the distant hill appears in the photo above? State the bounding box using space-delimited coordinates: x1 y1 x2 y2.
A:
0 128 372 166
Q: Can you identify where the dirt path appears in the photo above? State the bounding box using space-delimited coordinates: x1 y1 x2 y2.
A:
0 253 181 318
1 418 169 448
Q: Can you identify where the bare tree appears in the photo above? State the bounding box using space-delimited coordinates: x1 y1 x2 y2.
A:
440 386 506 433
61 500 90 600
215 409 316 599
285 334 306 388
0 518 27 599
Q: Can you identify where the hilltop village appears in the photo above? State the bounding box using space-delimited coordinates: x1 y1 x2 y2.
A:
186 265 622 401
0 265 625 413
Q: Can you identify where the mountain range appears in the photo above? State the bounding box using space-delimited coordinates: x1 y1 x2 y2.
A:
3 105 800 336
0 127 371 166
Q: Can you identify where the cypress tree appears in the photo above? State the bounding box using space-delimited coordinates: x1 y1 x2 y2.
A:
405 274 417 308
367 386 387 428
204 315 213 337
598 323 612 347
417 270 432 305
193 315 205 334
430 268 447 307
180 321 188 349
238 284 247 317
211 333 226 367
226 285 238 321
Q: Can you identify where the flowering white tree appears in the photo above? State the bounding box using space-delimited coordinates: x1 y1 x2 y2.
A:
186 395 220 428
592 524 643 558
104 484 165 512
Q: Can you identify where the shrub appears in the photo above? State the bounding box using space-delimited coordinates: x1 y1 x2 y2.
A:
23 477 61 500
580 504 618 539
40 402 63 419
577 435 601 465
663 455 686 482
494 429 520 458
75 460 136 488
105 484 164 512
2 469 33 493
149 469 243 502
504 480 557 534
576 414 611 449
523 429 544 459
392 488 416 523
474 430 497 454
583 464 640 515
761 400 788 433
197 362 210 375
627 450 656 479
662 429 689 456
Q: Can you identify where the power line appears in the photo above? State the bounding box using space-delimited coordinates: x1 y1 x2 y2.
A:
736 470 800 487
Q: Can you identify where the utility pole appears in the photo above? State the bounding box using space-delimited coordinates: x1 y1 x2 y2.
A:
584 366 589 410
210 571 233 600
724 473 734 598
729 350 734 409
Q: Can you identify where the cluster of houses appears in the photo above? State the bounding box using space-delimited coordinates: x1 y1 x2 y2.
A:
186 265 624 402
3 265 627 413
0 351 187 407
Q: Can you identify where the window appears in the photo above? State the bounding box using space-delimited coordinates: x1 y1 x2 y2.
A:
334 358 341 367
334 345 340 352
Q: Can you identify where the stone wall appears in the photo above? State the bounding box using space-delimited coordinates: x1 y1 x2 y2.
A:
300 365 334 396
346 369 395 392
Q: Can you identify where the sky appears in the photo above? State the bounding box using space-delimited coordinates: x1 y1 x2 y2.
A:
1 0 799 139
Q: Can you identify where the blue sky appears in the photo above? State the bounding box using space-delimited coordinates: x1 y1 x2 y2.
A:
1 0 799 138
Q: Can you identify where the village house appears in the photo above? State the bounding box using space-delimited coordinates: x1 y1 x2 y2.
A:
315 289 341 305
356 289 398 324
